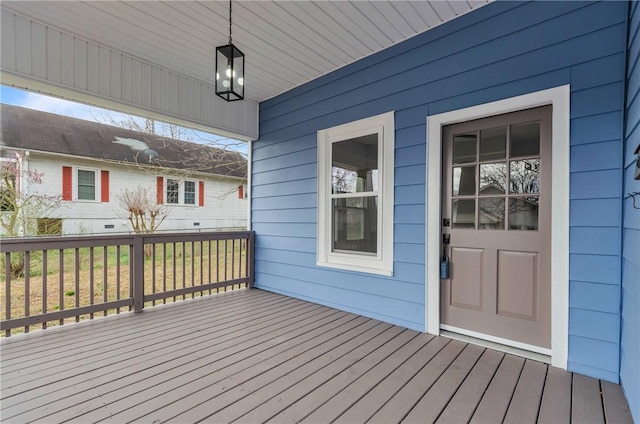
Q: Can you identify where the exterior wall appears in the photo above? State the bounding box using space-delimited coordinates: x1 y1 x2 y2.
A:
621 1 640 420
21 153 247 235
254 1 627 381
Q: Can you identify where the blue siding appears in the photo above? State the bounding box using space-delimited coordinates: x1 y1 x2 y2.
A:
621 1 640 420
253 0 628 384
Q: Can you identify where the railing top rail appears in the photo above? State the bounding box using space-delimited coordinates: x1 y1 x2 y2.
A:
0 230 254 253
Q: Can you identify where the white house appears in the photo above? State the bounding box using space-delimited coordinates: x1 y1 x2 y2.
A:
0 105 248 235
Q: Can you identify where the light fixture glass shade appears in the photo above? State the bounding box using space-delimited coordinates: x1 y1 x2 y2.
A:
215 43 244 101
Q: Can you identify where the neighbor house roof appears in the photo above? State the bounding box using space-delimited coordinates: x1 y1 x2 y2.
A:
0 104 247 179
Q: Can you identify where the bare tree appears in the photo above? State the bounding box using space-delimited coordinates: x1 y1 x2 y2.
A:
1 159 63 276
117 186 168 234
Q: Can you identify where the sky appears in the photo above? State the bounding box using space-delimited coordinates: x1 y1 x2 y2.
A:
0 85 248 154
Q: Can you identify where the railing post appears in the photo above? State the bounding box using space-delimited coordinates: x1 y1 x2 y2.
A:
248 231 255 288
133 234 145 313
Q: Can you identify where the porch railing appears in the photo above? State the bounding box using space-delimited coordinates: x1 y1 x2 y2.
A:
0 231 255 337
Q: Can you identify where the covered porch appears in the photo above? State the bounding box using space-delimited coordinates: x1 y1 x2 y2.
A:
1 288 633 423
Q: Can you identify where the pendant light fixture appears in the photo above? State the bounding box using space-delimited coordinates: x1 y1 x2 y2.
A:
215 0 245 101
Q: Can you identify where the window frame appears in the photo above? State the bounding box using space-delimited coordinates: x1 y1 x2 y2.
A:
317 111 395 276
73 166 100 202
165 178 199 207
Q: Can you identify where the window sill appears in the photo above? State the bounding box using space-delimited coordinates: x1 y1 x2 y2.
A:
316 259 393 276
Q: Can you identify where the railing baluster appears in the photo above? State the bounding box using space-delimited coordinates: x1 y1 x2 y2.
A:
103 246 108 317
24 251 30 333
232 239 236 282
152 243 156 306
172 242 176 303
89 247 94 320
224 239 228 284
191 241 195 299
200 240 204 296
182 242 186 300
208 240 212 295
5 252 11 337
129 244 133 311
116 245 121 314
59 248 64 325
75 248 80 322
162 243 167 304
42 250 48 329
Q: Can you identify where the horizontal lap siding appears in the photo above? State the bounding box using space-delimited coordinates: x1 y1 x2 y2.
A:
621 1 640 421
253 0 628 368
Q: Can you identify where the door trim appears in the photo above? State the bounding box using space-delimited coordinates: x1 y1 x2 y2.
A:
425 85 570 369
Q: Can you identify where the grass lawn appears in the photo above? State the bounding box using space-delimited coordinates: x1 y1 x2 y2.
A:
1 239 247 335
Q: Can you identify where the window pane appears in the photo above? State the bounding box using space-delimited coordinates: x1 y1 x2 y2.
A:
453 166 476 196
167 179 179 204
184 181 195 205
77 170 95 200
480 163 507 194
332 197 377 254
480 127 506 161
452 199 475 229
332 134 378 194
509 197 539 230
479 197 505 229
510 122 540 157
510 159 540 194
453 133 476 164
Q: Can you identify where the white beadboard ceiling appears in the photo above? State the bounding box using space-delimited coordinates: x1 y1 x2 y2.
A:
1 1 490 104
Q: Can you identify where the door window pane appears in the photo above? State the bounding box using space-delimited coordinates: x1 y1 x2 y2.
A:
77 170 95 200
453 133 477 164
510 122 540 157
480 127 507 161
332 134 378 194
166 179 179 204
480 163 507 194
452 199 475 229
332 197 377 254
184 181 196 205
509 197 539 230
479 197 505 230
453 166 476 196
510 159 540 194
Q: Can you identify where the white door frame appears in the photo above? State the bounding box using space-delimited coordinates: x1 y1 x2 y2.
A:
425 85 570 369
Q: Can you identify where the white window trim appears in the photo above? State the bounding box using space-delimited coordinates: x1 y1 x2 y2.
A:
165 178 199 207
317 111 395 276
425 85 570 370
73 166 100 202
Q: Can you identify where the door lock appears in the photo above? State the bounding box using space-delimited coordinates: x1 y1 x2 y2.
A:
442 234 450 245
443 218 450 227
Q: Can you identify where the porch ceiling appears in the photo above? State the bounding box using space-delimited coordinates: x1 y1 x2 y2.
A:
1 1 490 104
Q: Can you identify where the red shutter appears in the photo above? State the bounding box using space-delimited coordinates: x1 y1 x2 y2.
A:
156 176 164 204
238 184 244 199
198 181 204 207
62 166 72 201
101 170 110 202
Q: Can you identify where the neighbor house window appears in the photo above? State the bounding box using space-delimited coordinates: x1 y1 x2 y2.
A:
76 169 96 201
166 179 179 204
165 178 198 206
317 111 395 275
184 181 196 205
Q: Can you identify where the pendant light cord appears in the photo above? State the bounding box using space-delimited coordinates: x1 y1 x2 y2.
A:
228 0 233 45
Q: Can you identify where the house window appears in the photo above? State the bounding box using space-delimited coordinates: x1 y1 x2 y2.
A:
165 178 198 206
166 179 179 204
184 181 196 205
317 111 395 276
77 169 96 200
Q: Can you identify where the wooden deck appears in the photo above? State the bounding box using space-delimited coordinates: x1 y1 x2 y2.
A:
0 289 633 423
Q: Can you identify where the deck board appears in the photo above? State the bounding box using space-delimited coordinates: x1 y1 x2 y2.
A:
0 288 632 424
